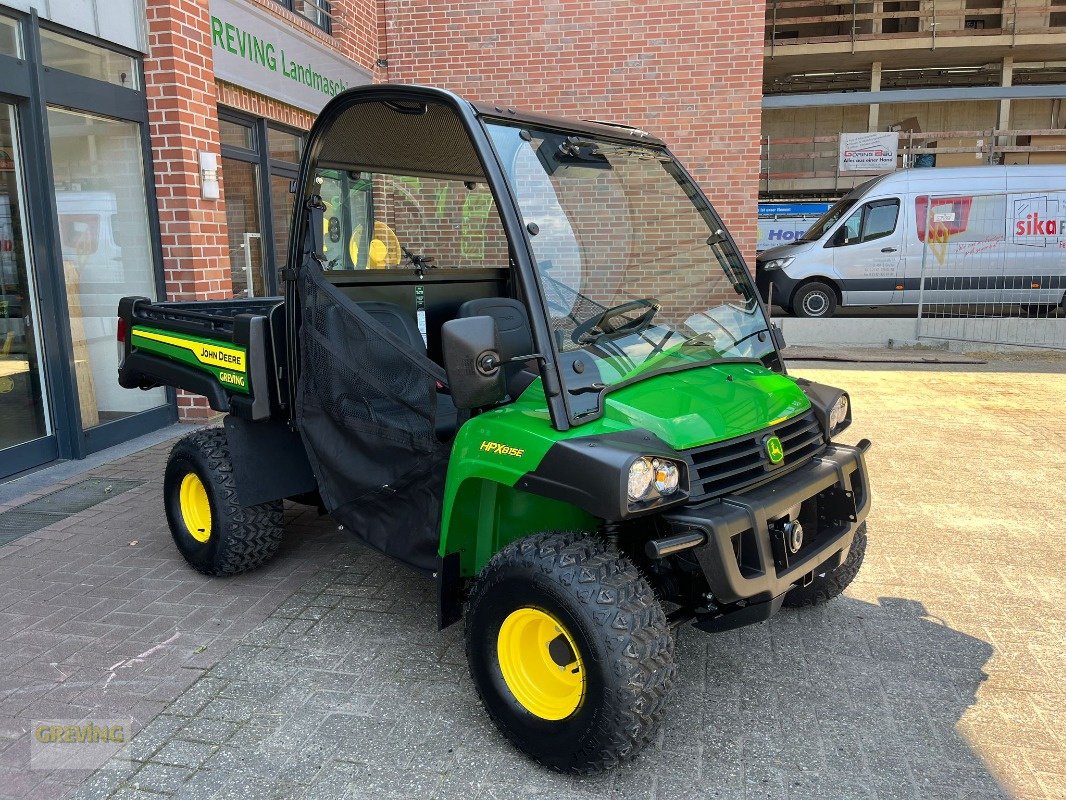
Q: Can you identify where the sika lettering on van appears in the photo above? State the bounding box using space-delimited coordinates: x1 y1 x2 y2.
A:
1012 196 1066 248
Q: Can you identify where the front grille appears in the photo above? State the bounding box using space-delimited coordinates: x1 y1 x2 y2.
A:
683 409 826 503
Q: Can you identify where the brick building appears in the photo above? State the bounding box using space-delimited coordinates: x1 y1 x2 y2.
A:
0 0 764 479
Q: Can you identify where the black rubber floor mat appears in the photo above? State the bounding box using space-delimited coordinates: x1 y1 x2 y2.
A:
0 478 143 544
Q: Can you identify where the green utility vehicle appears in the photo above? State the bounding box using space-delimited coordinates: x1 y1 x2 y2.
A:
117 85 871 772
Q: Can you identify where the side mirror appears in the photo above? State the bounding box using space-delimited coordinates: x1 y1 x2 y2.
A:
770 322 787 351
441 316 506 410
829 227 847 247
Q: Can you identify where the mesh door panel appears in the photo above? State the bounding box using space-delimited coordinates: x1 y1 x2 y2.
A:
296 264 451 572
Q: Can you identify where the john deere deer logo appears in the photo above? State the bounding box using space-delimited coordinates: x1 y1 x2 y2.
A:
764 435 784 465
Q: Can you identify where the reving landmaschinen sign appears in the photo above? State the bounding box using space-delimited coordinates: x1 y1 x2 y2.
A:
209 0 371 113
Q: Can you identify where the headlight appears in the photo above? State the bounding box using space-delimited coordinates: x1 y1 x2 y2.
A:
627 458 654 502
759 257 794 271
829 393 850 434
628 457 684 506
652 459 680 495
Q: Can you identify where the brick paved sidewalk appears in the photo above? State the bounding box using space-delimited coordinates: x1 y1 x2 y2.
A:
0 441 351 798
2 361 1064 799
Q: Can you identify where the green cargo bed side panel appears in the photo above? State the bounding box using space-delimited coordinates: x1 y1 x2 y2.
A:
130 326 251 395
440 362 811 575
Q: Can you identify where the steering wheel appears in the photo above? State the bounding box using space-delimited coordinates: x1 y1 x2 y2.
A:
571 298 658 344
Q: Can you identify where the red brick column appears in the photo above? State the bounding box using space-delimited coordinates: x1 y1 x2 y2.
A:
381 0 765 262
145 0 232 419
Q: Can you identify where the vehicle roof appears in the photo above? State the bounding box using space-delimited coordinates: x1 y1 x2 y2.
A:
864 164 1066 188
468 99 667 148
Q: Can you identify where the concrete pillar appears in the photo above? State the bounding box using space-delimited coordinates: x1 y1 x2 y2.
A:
868 62 882 132
998 56 1014 132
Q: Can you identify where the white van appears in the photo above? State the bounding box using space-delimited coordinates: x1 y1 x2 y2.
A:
755 166 1066 317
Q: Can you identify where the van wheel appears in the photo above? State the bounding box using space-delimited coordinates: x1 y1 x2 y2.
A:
465 531 676 773
792 281 838 318
163 428 284 576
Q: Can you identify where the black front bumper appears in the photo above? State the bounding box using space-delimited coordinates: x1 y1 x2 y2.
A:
755 265 800 309
662 441 871 631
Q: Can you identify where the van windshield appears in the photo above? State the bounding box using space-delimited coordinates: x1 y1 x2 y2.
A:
799 196 858 242
486 122 777 413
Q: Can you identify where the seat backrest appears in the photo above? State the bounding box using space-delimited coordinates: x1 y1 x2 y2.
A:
357 300 424 351
458 297 537 399
458 297 533 359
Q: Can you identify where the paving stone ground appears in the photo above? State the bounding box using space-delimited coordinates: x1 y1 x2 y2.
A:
1 359 1063 800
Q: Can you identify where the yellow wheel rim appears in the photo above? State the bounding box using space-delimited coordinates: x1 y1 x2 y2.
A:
497 607 585 720
179 472 212 543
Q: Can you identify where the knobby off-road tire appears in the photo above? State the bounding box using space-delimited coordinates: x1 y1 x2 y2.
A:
465 530 676 773
782 521 867 608
163 428 284 576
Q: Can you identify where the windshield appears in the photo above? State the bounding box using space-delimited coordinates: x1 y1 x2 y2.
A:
487 123 778 416
798 177 883 242
799 195 858 242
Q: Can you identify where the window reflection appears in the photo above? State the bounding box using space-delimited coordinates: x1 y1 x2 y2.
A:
47 107 164 428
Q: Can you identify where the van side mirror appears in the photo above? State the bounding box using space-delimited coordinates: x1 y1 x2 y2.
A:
829 227 847 247
441 316 506 410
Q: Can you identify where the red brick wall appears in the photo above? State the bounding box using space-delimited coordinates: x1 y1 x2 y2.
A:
241 0 381 74
145 0 233 419
380 0 765 263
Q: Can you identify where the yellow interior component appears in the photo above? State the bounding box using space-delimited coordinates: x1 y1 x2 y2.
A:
179 472 212 543
351 221 402 268
368 238 388 268
497 607 585 720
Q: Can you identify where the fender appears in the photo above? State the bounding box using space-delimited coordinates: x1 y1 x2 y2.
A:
223 415 317 506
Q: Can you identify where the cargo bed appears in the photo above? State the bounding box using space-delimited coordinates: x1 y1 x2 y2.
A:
117 295 285 422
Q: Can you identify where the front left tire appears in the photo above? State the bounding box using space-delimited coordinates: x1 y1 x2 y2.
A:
465 531 676 773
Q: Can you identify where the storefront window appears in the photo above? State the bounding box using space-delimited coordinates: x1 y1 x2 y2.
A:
268 128 303 163
221 158 265 297
220 113 304 295
0 103 50 451
219 118 254 150
269 175 294 271
39 28 139 90
0 15 20 57
47 107 164 428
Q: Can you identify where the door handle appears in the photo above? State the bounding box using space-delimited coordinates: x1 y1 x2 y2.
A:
881 247 897 253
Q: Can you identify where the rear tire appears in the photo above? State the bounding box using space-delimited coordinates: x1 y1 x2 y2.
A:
782 522 867 607
163 428 284 576
792 281 838 318
465 531 676 773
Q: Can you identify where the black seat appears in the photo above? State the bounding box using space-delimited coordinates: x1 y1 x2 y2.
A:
356 301 423 348
458 297 539 399
353 301 460 440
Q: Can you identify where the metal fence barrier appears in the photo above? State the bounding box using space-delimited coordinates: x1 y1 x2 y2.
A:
915 189 1066 350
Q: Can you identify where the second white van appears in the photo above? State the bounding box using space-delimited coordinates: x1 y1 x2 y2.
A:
755 165 1066 317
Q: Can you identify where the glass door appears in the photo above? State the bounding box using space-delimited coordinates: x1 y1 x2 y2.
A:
0 100 53 474
46 107 165 430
